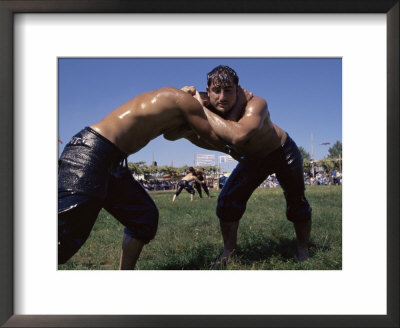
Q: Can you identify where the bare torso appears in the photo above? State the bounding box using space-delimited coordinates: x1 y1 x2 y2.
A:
232 112 287 158
90 87 214 155
200 90 287 159
181 173 198 183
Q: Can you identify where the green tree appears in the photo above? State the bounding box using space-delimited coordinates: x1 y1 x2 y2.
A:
199 165 219 175
303 159 312 173
328 141 342 159
178 165 189 174
298 146 311 160
128 161 147 175
147 165 158 177
318 159 334 172
158 165 178 176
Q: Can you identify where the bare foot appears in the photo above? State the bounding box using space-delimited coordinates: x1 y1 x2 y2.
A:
210 249 235 269
296 243 309 261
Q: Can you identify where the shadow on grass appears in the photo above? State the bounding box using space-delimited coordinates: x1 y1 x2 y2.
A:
239 237 298 262
238 237 325 263
157 243 219 270
155 238 326 270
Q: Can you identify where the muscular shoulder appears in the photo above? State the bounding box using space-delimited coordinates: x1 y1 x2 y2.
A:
156 87 199 110
244 96 268 116
153 87 182 102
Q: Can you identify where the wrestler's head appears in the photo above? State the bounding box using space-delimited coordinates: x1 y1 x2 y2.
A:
206 65 239 114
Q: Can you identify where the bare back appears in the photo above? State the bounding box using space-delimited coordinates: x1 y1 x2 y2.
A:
91 87 221 155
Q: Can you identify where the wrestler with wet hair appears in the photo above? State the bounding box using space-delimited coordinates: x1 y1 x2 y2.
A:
183 65 312 265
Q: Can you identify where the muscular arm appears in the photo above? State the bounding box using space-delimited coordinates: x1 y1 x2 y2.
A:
183 130 222 151
164 123 221 150
184 129 242 161
204 96 268 146
161 88 226 150
179 91 230 151
164 122 242 160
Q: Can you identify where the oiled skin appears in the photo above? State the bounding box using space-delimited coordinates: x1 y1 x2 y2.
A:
198 91 287 159
90 87 227 155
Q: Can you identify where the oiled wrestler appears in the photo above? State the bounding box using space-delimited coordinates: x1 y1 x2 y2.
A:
194 168 211 199
58 87 234 270
172 167 204 202
183 65 312 265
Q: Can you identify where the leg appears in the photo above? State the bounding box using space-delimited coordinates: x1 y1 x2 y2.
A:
202 183 211 198
185 183 195 202
58 193 102 264
215 161 268 266
218 219 239 261
217 160 268 222
119 233 144 270
105 167 159 270
275 136 312 261
58 195 103 264
294 219 311 261
195 182 202 198
173 182 184 202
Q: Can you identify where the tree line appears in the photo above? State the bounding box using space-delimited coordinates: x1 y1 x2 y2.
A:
128 141 343 178
298 140 342 172
128 161 219 179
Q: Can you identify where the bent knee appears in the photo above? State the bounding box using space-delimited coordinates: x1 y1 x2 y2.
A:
216 197 246 222
142 205 159 242
286 199 312 223
125 206 159 244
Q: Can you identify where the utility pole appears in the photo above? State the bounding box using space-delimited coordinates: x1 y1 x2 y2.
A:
311 131 315 178
217 155 221 190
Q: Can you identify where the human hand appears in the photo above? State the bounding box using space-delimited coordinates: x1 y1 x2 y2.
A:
193 91 204 104
225 86 254 121
181 85 197 95
242 86 253 101
237 85 253 106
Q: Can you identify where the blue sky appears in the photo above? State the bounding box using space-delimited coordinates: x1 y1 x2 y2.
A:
58 58 342 170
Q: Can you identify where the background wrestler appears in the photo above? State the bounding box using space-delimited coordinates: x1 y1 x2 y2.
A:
183 65 312 264
194 168 211 199
58 87 239 270
172 167 203 202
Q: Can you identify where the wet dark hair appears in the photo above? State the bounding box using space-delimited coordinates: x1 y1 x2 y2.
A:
188 167 195 173
207 65 239 87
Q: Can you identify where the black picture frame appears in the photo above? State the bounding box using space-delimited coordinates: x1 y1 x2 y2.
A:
0 1 398 327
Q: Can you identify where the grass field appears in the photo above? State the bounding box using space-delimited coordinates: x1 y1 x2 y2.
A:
58 185 342 270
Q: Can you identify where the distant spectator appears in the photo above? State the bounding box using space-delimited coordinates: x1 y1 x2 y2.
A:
332 169 338 185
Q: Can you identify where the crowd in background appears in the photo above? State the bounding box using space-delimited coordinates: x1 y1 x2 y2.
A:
138 169 342 192
304 169 342 186
139 179 176 191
